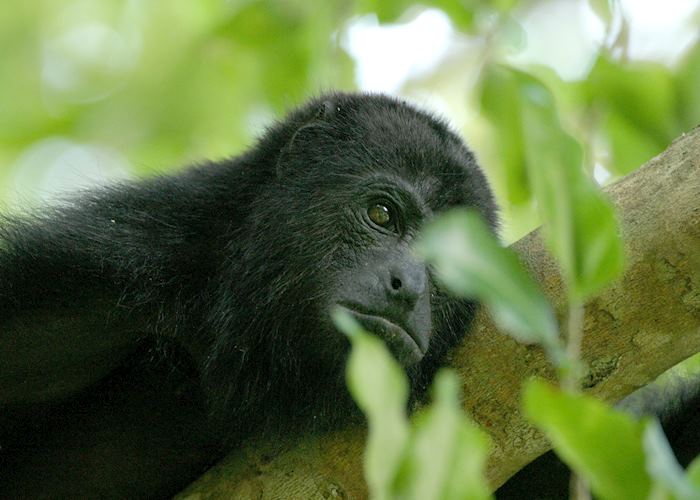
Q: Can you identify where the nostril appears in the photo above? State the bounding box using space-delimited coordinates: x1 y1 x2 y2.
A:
391 277 402 290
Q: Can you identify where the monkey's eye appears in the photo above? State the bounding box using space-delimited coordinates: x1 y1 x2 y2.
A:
367 204 392 227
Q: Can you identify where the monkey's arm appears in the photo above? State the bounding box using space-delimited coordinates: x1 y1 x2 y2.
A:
0 172 233 405
0 293 140 404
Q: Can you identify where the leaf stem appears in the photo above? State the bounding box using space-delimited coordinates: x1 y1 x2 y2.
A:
570 473 592 500
565 300 589 499
563 300 584 392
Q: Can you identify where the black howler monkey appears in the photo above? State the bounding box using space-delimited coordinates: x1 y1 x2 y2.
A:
2 92 697 499
0 93 497 497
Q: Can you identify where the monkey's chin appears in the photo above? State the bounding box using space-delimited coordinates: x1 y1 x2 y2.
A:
336 305 426 366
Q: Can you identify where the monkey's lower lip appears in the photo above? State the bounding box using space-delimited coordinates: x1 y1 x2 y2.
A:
336 305 425 366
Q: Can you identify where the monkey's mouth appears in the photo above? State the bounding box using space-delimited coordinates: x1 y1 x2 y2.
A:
336 305 426 366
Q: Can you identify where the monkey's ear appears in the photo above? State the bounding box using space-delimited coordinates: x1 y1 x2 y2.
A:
305 99 340 128
318 99 339 119
276 99 338 177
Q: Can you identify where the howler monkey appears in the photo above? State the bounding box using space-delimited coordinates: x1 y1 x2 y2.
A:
3 93 697 499
0 93 497 497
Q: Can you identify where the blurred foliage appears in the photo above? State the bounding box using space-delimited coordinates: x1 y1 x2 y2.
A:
588 56 678 175
1 0 699 241
525 380 700 500
644 420 700 500
3 1 699 497
416 209 561 359
480 65 624 299
0 0 354 204
335 310 492 500
525 379 652 500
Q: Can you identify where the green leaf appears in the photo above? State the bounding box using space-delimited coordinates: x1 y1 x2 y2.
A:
643 419 700 500
429 1 477 31
604 111 664 175
480 65 624 299
394 371 492 500
687 456 700 489
333 309 410 500
495 15 525 54
675 42 700 131
355 0 478 31
416 209 563 361
514 69 625 300
491 0 518 11
588 55 679 173
479 64 531 205
588 55 678 141
336 314 493 500
524 379 651 500
354 0 413 23
588 0 613 25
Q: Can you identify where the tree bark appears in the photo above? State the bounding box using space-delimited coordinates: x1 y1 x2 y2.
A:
178 126 700 499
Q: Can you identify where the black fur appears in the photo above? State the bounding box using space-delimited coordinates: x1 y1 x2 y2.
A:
1 93 497 497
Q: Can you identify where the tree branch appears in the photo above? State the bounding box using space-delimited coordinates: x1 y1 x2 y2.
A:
178 126 700 499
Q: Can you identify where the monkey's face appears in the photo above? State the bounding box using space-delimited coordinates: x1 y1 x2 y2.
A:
329 177 435 366
199 93 496 430
297 169 478 374
251 93 497 372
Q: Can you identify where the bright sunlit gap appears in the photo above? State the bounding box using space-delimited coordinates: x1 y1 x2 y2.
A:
343 9 455 93
6 0 699 205
344 0 700 91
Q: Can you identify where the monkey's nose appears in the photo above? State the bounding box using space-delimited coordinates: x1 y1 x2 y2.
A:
386 263 426 307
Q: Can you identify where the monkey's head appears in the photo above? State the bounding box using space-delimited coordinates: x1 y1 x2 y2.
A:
203 93 497 432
